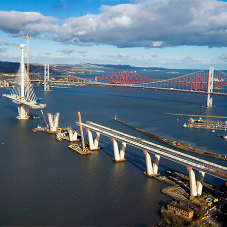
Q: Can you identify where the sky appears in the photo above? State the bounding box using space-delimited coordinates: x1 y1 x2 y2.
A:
1 0 227 69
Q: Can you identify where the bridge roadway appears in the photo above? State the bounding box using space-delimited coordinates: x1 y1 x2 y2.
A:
2 93 46 109
79 121 227 181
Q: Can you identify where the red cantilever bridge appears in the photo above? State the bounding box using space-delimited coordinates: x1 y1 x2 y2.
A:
84 70 227 91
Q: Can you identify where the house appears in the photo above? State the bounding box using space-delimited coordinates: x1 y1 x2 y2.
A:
167 202 194 219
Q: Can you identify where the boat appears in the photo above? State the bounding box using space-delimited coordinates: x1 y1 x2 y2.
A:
29 115 40 119
183 123 187 128
32 124 47 132
195 117 204 123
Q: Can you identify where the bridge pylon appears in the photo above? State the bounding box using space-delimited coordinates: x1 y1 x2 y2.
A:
111 138 126 162
206 66 214 108
143 151 160 176
44 64 50 91
68 128 80 142
187 167 205 198
16 44 30 120
46 113 60 133
87 129 100 151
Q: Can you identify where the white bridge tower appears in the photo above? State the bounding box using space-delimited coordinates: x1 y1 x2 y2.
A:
206 66 214 108
2 44 46 119
44 64 50 91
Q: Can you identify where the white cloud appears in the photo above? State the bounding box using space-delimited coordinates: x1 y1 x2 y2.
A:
1 0 227 48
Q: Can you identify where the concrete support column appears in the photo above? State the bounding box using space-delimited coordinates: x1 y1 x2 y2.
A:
153 154 160 175
143 151 154 176
47 113 53 130
87 129 100 151
112 138 126 162
47 113 60 132
119 142 126 160
197 171 205 196
17 104 29 120
53 113 60 130
188 168 197 197
68 129 80 142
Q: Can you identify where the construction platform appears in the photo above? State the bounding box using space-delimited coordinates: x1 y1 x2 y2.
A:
68 144 92 155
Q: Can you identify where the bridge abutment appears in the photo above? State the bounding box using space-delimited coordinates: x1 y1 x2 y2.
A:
87 129 100 151
112 138 126 162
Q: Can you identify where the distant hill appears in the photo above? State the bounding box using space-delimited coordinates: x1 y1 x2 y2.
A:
0 61 20 73
0 61 167 74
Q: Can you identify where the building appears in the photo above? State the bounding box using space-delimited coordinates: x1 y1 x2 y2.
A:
167 202 194 219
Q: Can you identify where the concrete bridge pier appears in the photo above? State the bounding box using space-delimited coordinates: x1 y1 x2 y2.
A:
143 151 160 176
111 138 126 162
47 113 60 133
68 129 80 142
197 171 205 196
187 167 206 198
87 129 100 151
188 168 197 197
17 104 29 120
143 151 154 176
153 154 160 175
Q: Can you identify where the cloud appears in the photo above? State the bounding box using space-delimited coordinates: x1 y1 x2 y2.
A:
0 39 19 46
59 48 76 55
0 47 7 53
77 50 87 55
219 53 227 61
0 10 58 37
1 0 227 48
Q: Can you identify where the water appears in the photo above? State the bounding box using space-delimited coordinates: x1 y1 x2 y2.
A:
1 73 227 226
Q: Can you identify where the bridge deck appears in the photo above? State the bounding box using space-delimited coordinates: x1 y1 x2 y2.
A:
78 121 227 181
2 94 46 109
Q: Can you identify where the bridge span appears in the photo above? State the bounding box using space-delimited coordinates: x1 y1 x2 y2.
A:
76 121 227 197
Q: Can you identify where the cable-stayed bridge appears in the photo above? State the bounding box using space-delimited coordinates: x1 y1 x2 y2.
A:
2 44 46 119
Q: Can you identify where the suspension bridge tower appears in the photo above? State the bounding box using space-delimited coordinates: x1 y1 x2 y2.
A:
206 66 214 108
2 44 46 119
44 64 50 91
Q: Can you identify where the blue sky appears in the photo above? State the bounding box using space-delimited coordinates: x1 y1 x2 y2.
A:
1 0 227 69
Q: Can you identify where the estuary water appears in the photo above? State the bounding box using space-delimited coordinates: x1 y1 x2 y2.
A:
0 70 227 226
